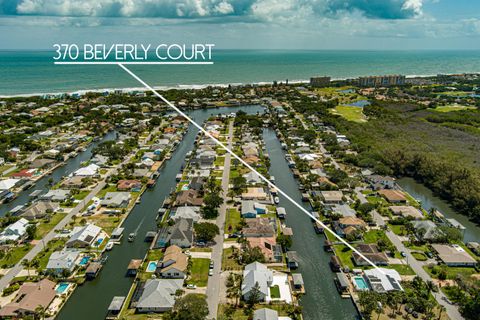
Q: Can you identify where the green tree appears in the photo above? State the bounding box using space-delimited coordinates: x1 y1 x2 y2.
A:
169 293 209 320
194 222 220 242
26 224 37 240
246 281 262 307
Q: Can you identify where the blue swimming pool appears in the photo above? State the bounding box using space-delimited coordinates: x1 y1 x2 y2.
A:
96 238 104 246
181 184 189 191
79 256 90 266
353 276 369 291
146 261 157 272
56 282 69 294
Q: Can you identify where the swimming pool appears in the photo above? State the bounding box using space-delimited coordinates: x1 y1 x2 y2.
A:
353 276 369 291
181 184 189 191
56 282 69 294
79 256 90 266
146 261 157 272
95 238 104 247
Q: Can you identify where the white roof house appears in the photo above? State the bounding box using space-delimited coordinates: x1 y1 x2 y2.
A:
74 164 100 176
41 189 70 202
46 249 80 272
0 218 29 243
242 262 273 302
171 206 201 222
66 224 102 248
364 268 403 293
0 179 20 191
136 279 184 313
101 192 131 208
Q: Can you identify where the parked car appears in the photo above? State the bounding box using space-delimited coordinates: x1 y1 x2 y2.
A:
208 269 214 276
186 284 197 289
401 251 407 257
209 260 214 269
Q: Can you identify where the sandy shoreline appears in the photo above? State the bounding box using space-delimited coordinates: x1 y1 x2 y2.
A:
0 74 444 99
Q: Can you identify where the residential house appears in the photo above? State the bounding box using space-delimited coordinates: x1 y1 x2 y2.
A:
331 204 356 217
378 189 407 203
0 279 56 318
188 177 205 191
11 169 36 179
66 224 102 248
431 244 477 267
157 245 188 278
242 262 273 302
117 180 142 192
243 218 275 238
29 158 56 170
389 206 423 220
334 217 367 238
61 176 86 189
247 237 282 262
244 171 262 184
167 219 194 248
101 192 131 208
412 220 441 241
41 189 71 202
170 206 201 223
0 218 29 243
241 200 266 218
321 191 344 204
175 189 203 206
74 163 100 177
366 175 395 190
21 201 59 220
90 154 109 167
242 187 268 201
253 308 292 320
46 249 80 273
135 279 184 313
364 268 403 293
352 244 389 266
0 178 20 191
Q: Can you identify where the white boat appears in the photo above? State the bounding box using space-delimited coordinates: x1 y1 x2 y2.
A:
128 233 136 242
274 196 280 204
105 242 114 251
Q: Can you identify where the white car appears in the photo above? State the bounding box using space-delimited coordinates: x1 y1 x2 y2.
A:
186 284 197 289
208 269 214 276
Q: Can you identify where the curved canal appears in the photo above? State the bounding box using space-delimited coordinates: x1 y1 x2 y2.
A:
397 177 480 243
263 128 358 320
0 131 117 217
57 105 264 320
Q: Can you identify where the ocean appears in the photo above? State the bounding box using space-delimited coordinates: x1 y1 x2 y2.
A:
1 50 480 96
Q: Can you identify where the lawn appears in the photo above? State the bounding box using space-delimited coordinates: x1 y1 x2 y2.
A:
217 303 294 320
329 105 367 123
35 212 67 239
269 285 280 299
73 190 90 201
332 245 354 270
85 214 122 235
386 264 416 275
96 184 117 198
411 252 427 261
388 224 408 236
432 104 476 112
224 208 241 234
187 258 210 287
32 238 67 270
0 244 32 267
214 156 225 167
424 265 478 280
222 247 242 271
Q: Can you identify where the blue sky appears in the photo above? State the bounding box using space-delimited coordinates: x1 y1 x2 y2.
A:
0 0 479 50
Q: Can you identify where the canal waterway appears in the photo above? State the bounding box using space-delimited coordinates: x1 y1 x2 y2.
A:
397 177 480 243
57 105 264 320
263 128 358 320
0 131 117 217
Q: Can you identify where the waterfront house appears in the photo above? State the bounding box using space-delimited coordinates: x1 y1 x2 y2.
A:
170 206 201 223
366 175 395 190
0 178 21 191
101 192 131 208
135 279 184 313
389 206 423 220
117 180 142 192
46 249 80 273
242 187 268 201
0 218 29 243
412 220 442 241
431 244 477 267
61 176 86 189
247 237 282 262
0 279 56 318
66 223 102 248
330 204 356 218
29 158 56 170
320 191 344 204
188 177 206 191
352 244 389 266
242 262 273 302
167 219 194 248
364 268 403 293
41 189 71 202
74 163 100 177
157 245 188 279
253 308 292 320
175 189 203 206
133 168 151 179
90 154 109 167
22 201 59 220
241 200 267 218
12 169 37 179
242 218 275 238
378 189 407 203
244 171 262 184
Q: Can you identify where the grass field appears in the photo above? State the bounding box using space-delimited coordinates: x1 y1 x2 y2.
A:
424 265 478 280
411 252 428 261
432 104 477 112
0 244 32 267
222 247 242 271
35 212 67 239
386 264 416 275
187 258 210 287
330 105 367 122
270 285 280 298
224 208 241 233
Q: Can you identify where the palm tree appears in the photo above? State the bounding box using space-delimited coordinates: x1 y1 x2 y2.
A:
21 259 31 277
34 305 46 320
438 305 446 320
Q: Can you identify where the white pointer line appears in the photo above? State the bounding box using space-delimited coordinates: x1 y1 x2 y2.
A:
54 61 213 65
117 63 383 273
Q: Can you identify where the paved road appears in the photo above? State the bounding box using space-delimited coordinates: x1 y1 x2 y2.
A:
206 120 233 319
354 188 464 320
